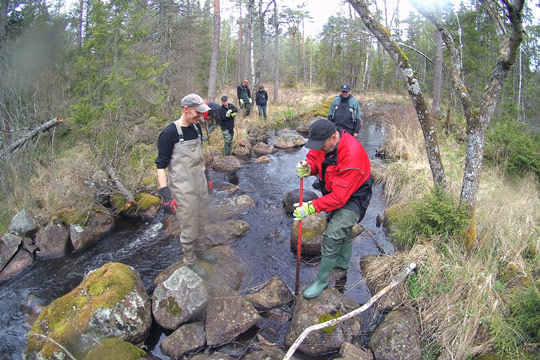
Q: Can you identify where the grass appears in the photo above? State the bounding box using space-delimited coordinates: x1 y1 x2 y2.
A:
370 105 540 359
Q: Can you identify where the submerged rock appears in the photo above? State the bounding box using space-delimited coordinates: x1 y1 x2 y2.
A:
245 275 294 311
161 321 206 359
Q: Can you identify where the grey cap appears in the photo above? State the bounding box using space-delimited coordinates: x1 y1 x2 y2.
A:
181 94 211 112
306 119 336 150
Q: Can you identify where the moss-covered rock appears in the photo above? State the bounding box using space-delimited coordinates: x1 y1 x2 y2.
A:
25 262 151 359
84 338 147 360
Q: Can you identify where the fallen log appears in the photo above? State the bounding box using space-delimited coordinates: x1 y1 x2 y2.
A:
283 263 417 360
1 117 63 158
90 141 135 210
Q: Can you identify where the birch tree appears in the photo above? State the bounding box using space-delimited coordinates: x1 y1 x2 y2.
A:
207 0 220 102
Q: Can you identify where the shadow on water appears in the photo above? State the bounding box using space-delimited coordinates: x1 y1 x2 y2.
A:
0 116 394 359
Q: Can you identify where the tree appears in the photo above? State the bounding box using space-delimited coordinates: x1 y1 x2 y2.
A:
207 0 220 102
347 0 447 188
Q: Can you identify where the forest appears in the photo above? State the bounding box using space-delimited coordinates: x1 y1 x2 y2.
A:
1 0 540 358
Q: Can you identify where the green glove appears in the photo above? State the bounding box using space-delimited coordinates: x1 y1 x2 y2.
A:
293 201 316 220
240 99 244 105
248 98 252 104
296 160 311 178
231 111 237 117
226 109 233 117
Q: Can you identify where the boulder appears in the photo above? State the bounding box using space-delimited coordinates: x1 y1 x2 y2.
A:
285 288 361 356
23 294 46 326
205 285 261 346
25 262 152 359
282 189 319 214
206 220 251 246
208 195 255 220
152 266 209 330
21 236 38 255
254 156 270 164
69 211 116 252
0 248 33 281
255 309 292 344
252 142 276 156
274 133 306 149
84 338 148 360
335 342 374 360
290 213 327 255
245 275 294 311
243 345 293 360
212 156 242 172
34 221 69 259
295 117 322 136
0 232 23 271
247 125 270 145
190 353 235 360
231 143 251 159
9 209 38 237
369 307 421 360
161 321 206 359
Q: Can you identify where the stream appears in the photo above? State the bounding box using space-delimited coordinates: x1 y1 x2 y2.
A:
0 115 394 359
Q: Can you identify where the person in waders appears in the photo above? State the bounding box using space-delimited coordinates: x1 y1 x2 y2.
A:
294 119 372 298
215 95 238 156
155 93 217 279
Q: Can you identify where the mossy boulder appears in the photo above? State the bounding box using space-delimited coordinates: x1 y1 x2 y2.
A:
290 213 327 255
312 96 335 118
84 338 147 360
25 262 152 359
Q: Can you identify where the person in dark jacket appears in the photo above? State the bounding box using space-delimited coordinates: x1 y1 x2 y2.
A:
328 84 362 137
294 119 372 299
255 85 268 119
237 79 252 116
215 95 238 155
203 101 221 130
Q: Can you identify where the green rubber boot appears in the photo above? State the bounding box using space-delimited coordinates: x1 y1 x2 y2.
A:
335 242 353 270
303 256 335 299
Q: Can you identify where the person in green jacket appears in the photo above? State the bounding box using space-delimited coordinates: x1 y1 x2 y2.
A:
237 79 252 116
328 84 362 137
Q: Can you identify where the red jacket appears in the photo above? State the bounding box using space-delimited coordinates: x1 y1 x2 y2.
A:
306 131 370 213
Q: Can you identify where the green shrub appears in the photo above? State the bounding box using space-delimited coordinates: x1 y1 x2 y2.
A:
491 284 540 358
391 187 470 249
484 120 540 179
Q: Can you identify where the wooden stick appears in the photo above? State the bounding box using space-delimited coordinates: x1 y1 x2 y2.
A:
1 117 63 157
283 263 417 360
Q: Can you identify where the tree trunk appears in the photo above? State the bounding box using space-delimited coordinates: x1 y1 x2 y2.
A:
348 0 447 188
1 118 63 158
431 28 443 115
207 0 220 102
236 2 244 85
77 0 84 48
0 0 8 50
272 0 279 103
245 0 254 83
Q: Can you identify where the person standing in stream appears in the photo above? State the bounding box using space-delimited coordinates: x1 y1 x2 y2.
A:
155 93 217 279
294 119 372 299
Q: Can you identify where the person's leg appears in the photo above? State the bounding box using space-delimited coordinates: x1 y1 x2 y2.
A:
175 204 208 278
303 208 358 298
222 129 233 155
262 105 267 119
258 105 262 117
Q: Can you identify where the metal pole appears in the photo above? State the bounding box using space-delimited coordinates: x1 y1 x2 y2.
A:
294 177 303 296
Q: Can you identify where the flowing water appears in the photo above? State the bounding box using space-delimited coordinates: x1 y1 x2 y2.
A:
0 115 394 359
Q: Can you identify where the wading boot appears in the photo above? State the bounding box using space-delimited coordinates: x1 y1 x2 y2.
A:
196 251 218 264
187 262 208 279
335 242 353 270
303 256 335 299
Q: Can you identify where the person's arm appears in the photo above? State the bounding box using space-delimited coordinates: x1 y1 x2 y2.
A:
237 86 241 99
157 168 168 188
354 100 362 135
328 97 337 122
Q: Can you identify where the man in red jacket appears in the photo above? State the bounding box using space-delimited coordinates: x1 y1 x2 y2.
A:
294 119 372 298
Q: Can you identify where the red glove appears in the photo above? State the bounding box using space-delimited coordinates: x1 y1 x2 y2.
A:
208 181 214 192
158 186 177 215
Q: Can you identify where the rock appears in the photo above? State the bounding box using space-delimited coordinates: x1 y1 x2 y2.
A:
243 345 292 360
206 220 251 246
21 236 38 255
161 321 206 359
255 309 292 344
360 255 404 312
245 275 294 311
290 213 327 256
0 249 33 281
252 142 276 156
190 352 235 360
8 209 38 237
205 285 261 346
247 125 270 145
0 232 23 271
285 288 361 356
336 342 374 360
254 156 270 164
369 307 421 360
295 117 322 135
23 294 46 326
208 195 255 220
34 221 69 259
282 189 319 214
84 338 148 360
232 143 251 159
274 133 306 149
212 156 242 172
362 99 377 118
152 266 209 330
69 211 116 252
25 262 152 358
